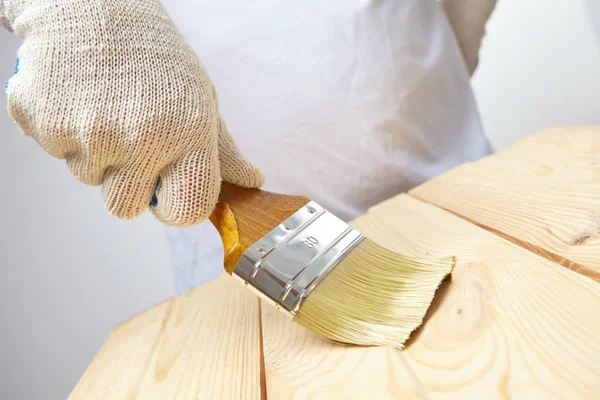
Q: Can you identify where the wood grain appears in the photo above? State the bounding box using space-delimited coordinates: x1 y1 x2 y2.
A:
68 274 263 400
68 299 174 400
410 126 600 280
518 125 600 147
260 302 428 400
69 127 600 399
355 194 600 399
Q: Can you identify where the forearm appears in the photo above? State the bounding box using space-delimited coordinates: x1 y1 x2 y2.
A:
441 0 498 75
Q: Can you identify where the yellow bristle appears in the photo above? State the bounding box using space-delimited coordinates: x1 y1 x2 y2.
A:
294 239 454 348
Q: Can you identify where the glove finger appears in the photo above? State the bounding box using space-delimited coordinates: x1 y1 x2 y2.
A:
151 146 221 226
66 152 107 186
102 167 158 220
217 116 265 188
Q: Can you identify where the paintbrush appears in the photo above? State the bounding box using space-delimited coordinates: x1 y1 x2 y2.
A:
209 182 454 348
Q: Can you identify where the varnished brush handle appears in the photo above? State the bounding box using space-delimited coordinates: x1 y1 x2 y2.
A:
209 182 310 274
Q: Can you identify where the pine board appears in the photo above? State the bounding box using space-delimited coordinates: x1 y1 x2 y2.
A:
69 126 600 399
356 194 600 399
260 302 426 400
68 274 263 400
68 299 174 400
410 126 600 280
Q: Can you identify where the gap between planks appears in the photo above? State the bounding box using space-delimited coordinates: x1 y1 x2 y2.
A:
69 274 264 400
260 299 433 399
394 350 432 400
358 194 600 398
407 191 600 283
258 299 268 400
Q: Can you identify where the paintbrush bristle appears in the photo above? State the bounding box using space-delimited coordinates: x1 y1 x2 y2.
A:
294 238 454 348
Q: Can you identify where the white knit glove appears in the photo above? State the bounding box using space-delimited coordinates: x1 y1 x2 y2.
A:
1 0 264 226
441 0 498 75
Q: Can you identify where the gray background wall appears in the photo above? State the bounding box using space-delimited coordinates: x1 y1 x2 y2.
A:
0 31 174 400
1 0 599 399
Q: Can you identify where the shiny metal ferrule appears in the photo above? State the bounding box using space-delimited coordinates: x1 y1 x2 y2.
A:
232 201 365 319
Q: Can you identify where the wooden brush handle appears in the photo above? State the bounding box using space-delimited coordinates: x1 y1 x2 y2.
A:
209 182 310 274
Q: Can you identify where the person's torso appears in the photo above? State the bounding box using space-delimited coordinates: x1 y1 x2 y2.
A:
164 0 492 221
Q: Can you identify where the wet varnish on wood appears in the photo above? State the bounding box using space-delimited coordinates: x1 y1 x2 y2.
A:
68 127 600 399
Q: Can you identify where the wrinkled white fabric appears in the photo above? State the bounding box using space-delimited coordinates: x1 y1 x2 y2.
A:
163 0 493 294
442 0 498 74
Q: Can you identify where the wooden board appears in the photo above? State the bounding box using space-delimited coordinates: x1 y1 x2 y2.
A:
260 302 426 400
354 194 600 399
518 125 600 147
68 274 263 400
69 126 600 399
68 299 174 399
410 126 600 281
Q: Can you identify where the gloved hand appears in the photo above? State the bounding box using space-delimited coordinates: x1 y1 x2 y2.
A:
1 0 264 226
441 0 498 75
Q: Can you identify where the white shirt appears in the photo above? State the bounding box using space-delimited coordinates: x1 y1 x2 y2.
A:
162 0 492 294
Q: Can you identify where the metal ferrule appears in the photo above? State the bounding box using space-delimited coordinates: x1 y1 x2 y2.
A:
232 201 365 319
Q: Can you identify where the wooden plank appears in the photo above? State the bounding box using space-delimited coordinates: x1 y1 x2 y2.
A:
355 194 600 399
71 127 600 399
134 274 263 400
409 126 600 280
69 274 263 400
68 299 174 400
518 125 600 147
261 302 427 400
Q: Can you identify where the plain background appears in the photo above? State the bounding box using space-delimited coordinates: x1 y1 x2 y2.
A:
1 1 599 399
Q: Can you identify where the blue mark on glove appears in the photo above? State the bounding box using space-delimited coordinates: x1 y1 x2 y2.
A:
5 57 19 92
150 178 160 207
